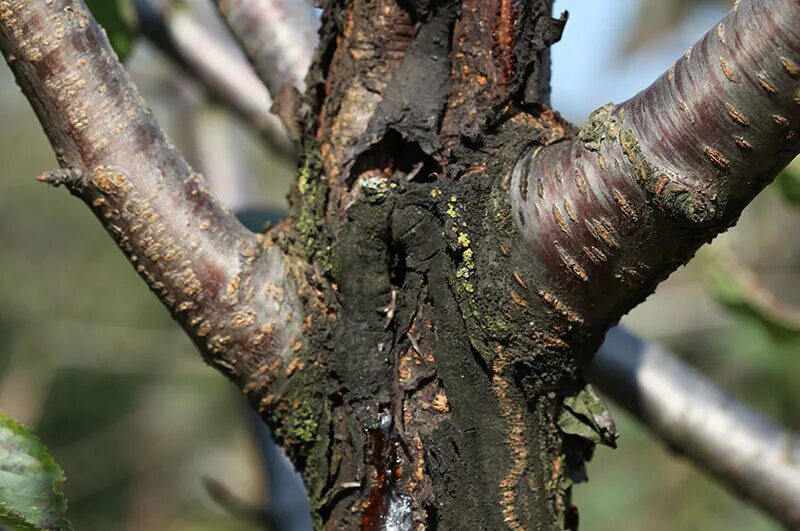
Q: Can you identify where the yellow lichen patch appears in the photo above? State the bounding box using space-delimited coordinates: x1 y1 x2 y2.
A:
446 197 476 294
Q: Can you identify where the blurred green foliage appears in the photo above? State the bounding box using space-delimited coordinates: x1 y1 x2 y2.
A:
85 0 138 62
0 412 70 530
776 157 800 205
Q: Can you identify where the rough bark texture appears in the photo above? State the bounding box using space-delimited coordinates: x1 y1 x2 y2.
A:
281 1 593 529
509 0 800 347
2 0 800 530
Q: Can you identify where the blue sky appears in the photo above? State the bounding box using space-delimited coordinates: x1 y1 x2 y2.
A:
551 0 727 121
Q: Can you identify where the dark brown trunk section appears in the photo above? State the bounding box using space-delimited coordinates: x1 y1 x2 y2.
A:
259 1 598 529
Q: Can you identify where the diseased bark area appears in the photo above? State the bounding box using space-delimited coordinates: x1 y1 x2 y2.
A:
284 0 591 529
509 0 800 348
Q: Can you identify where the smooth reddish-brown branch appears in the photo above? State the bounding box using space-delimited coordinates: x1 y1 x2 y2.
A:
509 0 800 334
592 327 800 528
0 0 301 385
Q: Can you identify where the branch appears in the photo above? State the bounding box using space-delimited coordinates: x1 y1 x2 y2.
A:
591 326 800 528
0 0 301 386
508 0 800 336
213 0 318 96
133 0 295 157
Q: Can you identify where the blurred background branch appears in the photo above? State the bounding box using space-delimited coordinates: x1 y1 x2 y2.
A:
212 0 318 96
591 327 800 529
134 0 296 157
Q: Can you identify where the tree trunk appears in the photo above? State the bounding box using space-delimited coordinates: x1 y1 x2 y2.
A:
274 1 589 528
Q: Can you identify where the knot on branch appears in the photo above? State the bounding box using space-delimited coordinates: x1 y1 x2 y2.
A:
36 168 84 191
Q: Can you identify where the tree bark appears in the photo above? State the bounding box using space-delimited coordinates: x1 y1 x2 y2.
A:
287 1 592 528
1 0 799 530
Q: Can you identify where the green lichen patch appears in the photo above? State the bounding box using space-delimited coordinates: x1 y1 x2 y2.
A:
293 150 334 271
579 103 718 227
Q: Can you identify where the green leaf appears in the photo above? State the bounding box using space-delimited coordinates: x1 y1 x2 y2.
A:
776 156 800 206
0 412 70 530
85 0 138 62
558 384 618 448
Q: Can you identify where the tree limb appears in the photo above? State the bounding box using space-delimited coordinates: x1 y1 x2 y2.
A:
133 0 295 157
213 0 318 96
591 326 800 528
508 0 800 339
0 0 302 387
